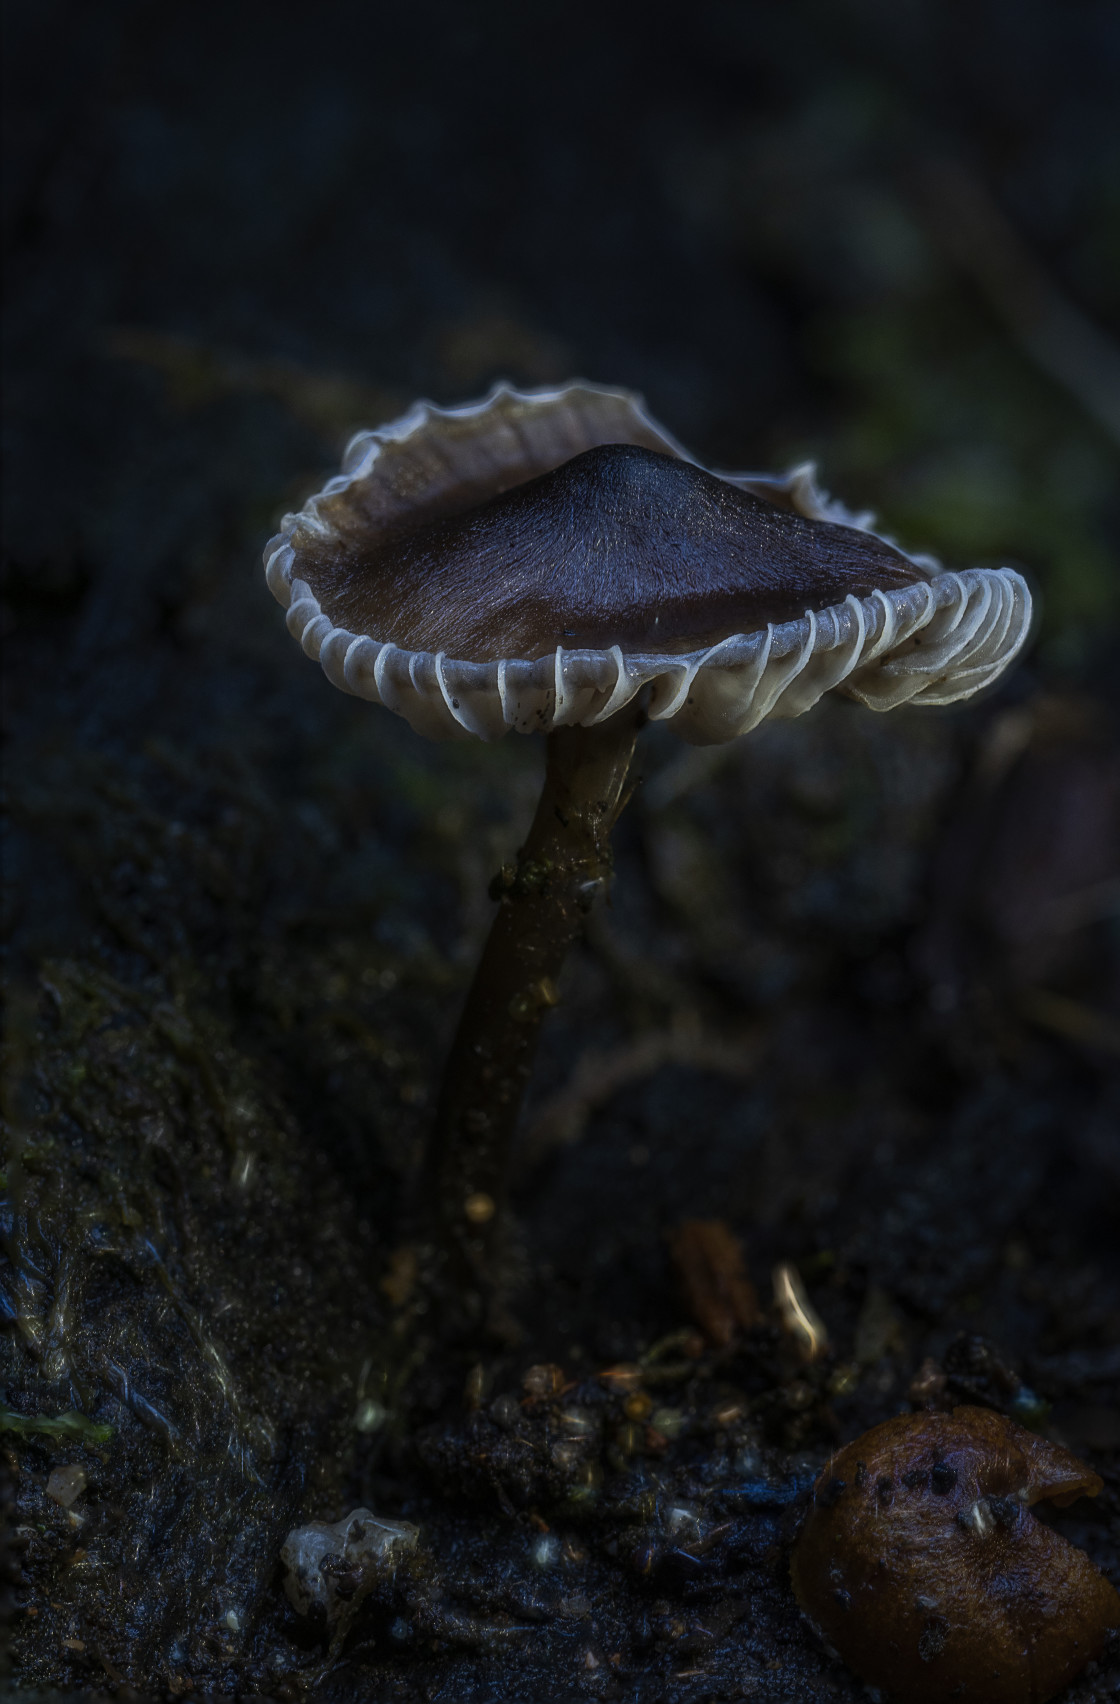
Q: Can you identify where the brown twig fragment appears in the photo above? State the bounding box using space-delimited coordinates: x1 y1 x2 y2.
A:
670 1219 762 1348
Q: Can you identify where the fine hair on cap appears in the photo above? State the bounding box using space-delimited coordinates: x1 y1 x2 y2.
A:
265 381 1032 744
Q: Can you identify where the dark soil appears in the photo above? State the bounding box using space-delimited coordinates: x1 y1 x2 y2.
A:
4 3 1119 1700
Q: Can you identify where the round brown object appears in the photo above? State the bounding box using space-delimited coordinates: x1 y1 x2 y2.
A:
791 1406 1119 1703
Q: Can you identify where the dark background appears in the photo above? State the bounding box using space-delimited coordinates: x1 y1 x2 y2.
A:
4 2 1119 1700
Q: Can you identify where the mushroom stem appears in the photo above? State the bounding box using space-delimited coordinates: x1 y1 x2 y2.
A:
425 703 643 1309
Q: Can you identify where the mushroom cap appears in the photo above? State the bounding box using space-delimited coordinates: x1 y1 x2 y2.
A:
265 382 1032 743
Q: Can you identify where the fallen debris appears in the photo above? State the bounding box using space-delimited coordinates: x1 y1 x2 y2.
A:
669 1219 762 1347
281 1508 419 1622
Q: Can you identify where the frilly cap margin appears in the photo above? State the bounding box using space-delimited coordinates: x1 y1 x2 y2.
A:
264 381 1032 745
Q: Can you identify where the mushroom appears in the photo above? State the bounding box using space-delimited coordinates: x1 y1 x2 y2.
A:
264 381 1031 1312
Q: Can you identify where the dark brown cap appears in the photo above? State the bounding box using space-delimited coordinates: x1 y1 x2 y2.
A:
265 382 1031 742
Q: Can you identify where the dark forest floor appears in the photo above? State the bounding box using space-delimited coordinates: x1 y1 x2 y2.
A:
4 3 1119 1699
